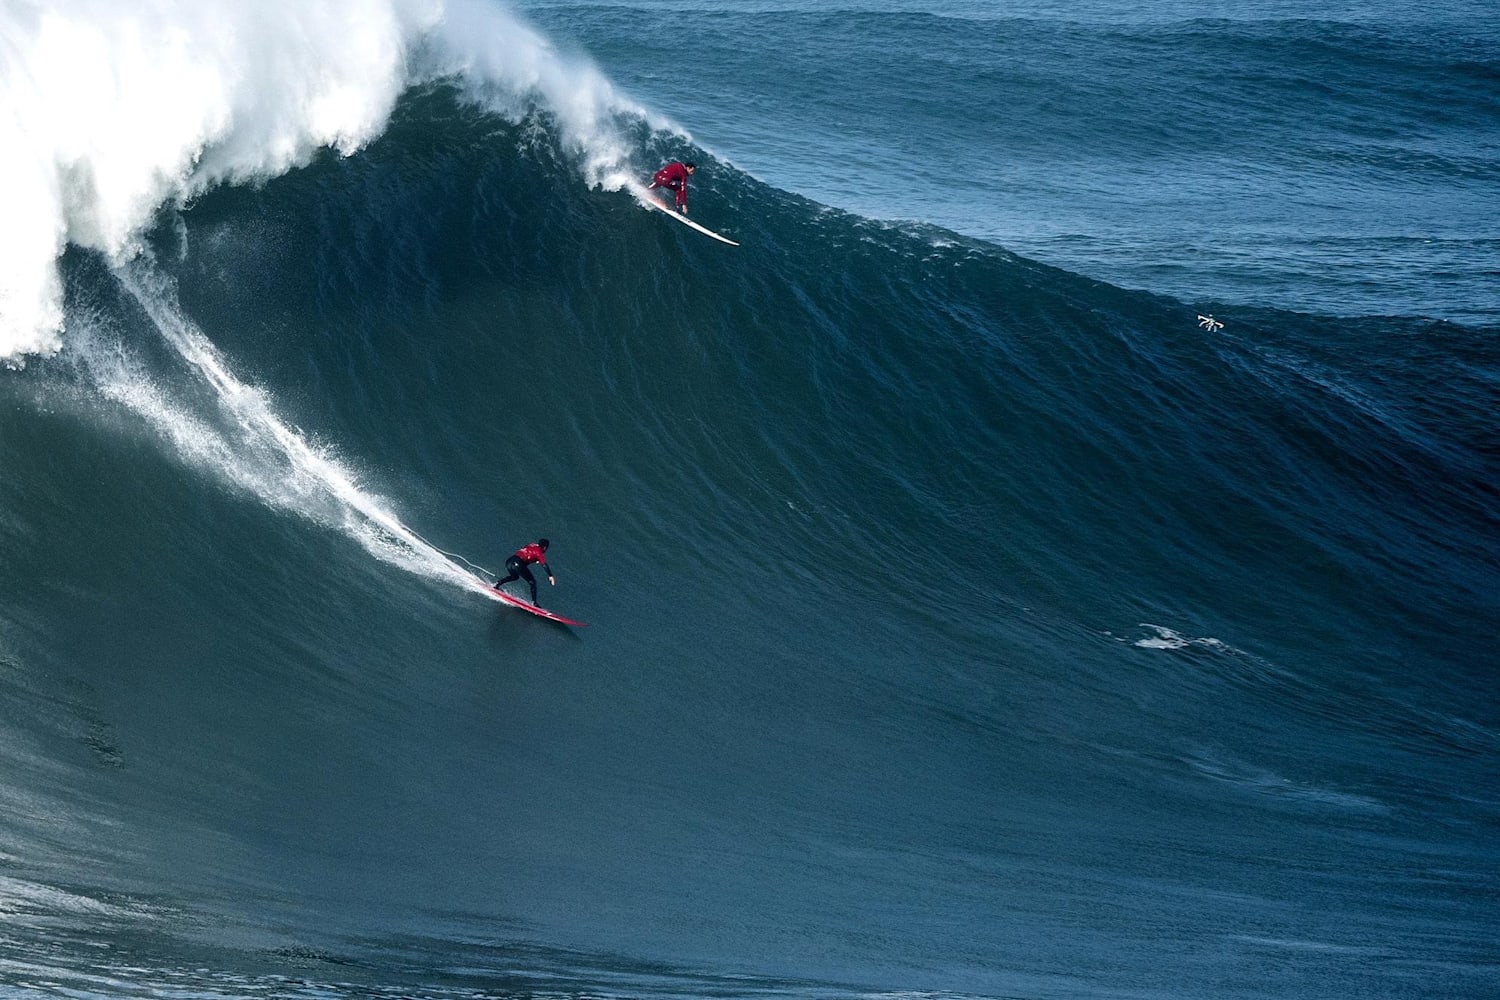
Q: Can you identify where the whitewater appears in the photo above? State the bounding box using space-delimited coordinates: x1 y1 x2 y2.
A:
1 0 646 602
1 0 640 362
2 2 1497 999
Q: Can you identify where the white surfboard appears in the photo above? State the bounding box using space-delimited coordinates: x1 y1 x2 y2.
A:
628 182 739 246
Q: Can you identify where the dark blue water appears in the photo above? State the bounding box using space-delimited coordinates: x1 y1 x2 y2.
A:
530 0 1500 325
1 2 1497 999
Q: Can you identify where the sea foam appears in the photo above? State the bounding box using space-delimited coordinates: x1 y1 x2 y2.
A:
0 0 634 365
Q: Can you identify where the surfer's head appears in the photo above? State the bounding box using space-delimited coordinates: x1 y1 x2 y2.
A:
684 162 697 173
538 538 550 551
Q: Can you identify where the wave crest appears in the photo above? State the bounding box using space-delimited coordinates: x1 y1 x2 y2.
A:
0 0 633 364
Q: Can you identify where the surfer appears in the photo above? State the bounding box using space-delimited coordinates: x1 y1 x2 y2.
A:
648 160 696 214
494 538 555 604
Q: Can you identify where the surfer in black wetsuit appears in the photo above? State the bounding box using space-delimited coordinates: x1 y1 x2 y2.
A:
494 538 554 604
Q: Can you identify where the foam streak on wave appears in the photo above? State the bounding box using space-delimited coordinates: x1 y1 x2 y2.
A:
95 264 491 598
0 0 634 364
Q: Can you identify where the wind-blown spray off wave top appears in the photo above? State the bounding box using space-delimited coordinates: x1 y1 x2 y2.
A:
0 0 635 362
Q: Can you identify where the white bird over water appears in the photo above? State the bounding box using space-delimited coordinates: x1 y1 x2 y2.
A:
1197 314 1224 332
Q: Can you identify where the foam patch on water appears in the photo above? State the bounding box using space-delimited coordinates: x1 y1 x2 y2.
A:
1132 623 1232 651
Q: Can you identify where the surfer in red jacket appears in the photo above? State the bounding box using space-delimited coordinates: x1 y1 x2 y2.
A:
494 538 554 604
648 160 696 213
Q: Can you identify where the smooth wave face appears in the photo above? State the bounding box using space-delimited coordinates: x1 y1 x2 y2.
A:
2 4 1498 1000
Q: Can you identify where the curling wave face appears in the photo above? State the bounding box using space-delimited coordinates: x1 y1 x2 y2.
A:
0 0 638 363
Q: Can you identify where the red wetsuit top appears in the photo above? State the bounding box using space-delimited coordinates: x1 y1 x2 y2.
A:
512 543 550 570
649 161 691 209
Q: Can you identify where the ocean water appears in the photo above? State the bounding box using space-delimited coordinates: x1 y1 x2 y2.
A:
1 2 1497 999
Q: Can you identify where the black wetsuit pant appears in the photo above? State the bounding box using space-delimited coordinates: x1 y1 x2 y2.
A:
496 557 538 602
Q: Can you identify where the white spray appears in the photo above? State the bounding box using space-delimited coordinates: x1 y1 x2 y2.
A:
90 265 495 595
2 0 644 598
0 0 639 364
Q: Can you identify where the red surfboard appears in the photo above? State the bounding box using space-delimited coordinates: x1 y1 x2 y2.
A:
487 586 588 627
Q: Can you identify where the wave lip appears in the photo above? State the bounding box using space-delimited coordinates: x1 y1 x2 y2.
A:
0 0 633 366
